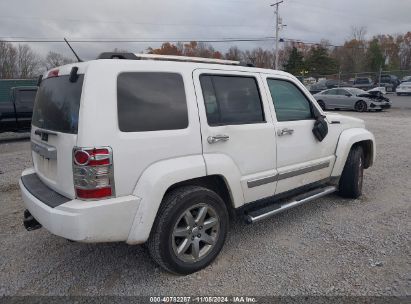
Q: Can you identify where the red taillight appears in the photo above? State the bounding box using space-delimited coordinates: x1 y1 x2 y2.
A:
76 187 112 199
47 69 59 78
74 148 110 166
74 150 90 165
73 147 114 200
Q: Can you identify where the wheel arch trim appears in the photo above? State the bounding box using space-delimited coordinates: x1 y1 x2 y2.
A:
331 128 375 177
126 155 238 245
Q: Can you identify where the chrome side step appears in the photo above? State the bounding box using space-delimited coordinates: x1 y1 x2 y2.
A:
245 185 337 224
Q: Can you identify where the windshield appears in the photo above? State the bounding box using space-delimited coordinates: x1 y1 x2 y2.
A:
347 88 367 95
32 75 84 134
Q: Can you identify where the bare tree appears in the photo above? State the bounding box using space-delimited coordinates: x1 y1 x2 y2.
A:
0 41 18 78
17 44 41 78
351 26 367 42
398 32 411 70
44 51 74 70
0 41 42 78
225 46 243 61
244 48 274 68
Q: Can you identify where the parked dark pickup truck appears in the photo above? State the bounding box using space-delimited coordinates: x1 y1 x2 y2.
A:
0 86 37 133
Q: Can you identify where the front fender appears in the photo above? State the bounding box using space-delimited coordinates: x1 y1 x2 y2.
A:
331 128 376 177
126 155 206 244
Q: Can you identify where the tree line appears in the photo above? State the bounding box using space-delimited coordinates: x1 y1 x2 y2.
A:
147 28 411 79
1 27 410 79
0 41 73 79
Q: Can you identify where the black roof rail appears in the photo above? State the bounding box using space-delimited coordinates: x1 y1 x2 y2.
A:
240 62 255 67
97 52 138 60
97 52 256 67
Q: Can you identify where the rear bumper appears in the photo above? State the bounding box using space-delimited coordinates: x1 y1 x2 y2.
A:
19 168 141 243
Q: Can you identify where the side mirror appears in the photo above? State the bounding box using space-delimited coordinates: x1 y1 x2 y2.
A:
345 93 352 97
312 116 328 142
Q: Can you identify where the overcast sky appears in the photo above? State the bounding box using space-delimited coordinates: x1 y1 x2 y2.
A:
1 0 410 60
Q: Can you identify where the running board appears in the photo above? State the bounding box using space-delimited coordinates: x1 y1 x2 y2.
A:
245 186 337 224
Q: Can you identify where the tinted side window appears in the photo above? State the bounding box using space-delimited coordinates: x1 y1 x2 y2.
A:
117 72 188 132
326 89 337 95
200 75 264 126
336 89 348 95
267 79 313 122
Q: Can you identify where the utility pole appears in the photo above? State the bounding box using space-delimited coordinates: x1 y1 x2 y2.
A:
271 1 284 70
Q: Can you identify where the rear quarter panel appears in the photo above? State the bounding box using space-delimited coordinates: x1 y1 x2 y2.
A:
76 60 203 197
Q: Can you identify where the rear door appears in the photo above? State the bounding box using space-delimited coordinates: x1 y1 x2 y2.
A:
31 71 85 198
193 69 277 204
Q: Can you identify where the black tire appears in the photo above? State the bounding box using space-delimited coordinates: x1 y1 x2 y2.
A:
354 100 368 112
338 145 364 199
317 100 326 110
147 186 228 275
376 109 383 112
397 93 402 96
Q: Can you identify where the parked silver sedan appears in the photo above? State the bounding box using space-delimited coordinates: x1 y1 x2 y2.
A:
313 87 392 112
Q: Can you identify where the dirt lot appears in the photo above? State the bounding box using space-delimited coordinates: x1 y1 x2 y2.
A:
0 96 410 297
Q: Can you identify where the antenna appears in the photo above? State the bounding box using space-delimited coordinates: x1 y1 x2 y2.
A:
64 38 82 62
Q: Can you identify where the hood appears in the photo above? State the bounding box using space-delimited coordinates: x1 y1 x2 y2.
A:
325 112 365 129
357 92 389 102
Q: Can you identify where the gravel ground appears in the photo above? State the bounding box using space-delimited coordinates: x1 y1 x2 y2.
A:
0 97 410 297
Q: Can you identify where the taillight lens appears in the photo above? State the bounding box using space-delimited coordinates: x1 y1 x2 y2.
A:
73 147 115 200
76 187 112 199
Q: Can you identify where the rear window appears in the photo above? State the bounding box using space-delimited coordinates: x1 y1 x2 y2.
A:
117 72 188 132
32 75 84 134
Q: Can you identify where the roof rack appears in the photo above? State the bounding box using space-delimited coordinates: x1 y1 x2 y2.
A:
97 52 242 66
134 53 241 65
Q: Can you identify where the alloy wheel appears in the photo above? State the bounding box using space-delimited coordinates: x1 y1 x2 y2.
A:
172 203 220 263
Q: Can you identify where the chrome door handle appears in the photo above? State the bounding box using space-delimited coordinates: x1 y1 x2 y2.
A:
207 134 230 144
277 128 294 136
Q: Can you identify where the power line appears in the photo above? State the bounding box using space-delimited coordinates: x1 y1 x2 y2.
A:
0 36 380 50
0 37 278 43
0 15 266 28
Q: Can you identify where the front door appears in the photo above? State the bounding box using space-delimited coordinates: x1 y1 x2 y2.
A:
263 75 337 194
193 69 277 205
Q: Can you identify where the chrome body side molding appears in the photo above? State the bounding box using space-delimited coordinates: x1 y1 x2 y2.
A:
247 161 330 188
247 174 278 188
277 161 330 181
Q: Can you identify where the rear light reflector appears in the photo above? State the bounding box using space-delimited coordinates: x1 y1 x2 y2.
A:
73 146 115 200
76 187 112 199
74 150 90 165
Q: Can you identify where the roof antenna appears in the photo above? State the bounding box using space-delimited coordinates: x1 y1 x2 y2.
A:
64 38 82 62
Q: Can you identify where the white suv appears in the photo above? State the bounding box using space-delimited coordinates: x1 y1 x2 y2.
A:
19 53 375 274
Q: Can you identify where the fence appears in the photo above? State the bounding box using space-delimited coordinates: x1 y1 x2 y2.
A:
304 69 411 85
